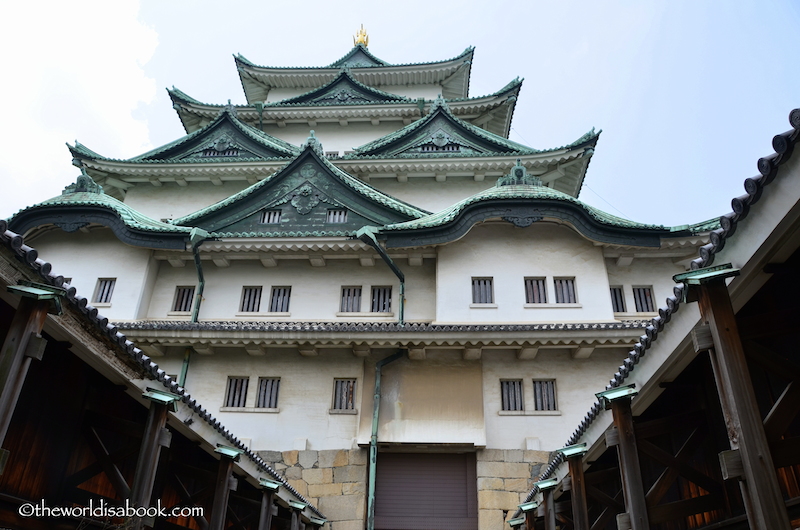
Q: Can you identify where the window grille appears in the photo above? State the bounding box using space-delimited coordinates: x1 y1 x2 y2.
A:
472 278 494 304
610 286 626 313
533 380 557 411
325 151 340 159
201 147 239 157
333 379 357 410
633 286 655 312
340 287 362 312
371 286 392 312
327 209 348 223
269 287 291 312
554 278 577 304
225 377 249 407
260 210 282 224
524 278 547 304
172 286 195 312
240 286 263 312
93 278 116 304
256 378 280 408
420 143 460 152
501 380 524 411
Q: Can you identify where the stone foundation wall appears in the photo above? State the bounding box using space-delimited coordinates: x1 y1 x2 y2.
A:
476 449 551 530
257 448 367 530
258 447 550 530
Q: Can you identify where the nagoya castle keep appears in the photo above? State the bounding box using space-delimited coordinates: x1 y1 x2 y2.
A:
19 27 794 530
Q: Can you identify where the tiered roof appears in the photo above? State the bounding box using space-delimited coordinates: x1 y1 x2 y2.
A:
235 44 474 102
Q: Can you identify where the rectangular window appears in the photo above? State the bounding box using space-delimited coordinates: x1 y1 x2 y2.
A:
240 286 263 312
93 278 116 304
371 286 392 313
325 151 340 159
333 379 357 410
501 380 524 411
172 286 195 312
533 380 557 411
327 209 348 223
472 277 494 304
610 286 626 313
524 277 547 304
554 278 577 304
269 287 291 312
225 377 249 407
633 286 655 312
256 377 280 408
340 286 362 312
260 209 282 224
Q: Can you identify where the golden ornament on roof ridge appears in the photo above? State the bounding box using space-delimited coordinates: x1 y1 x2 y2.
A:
353 24 369 47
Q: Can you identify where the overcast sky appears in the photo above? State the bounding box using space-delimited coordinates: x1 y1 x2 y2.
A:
1 0 798 226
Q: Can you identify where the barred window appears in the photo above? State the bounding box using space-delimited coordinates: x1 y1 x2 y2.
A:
533 380 557 411
172 286 195 312
610 286 626 313
240 286 263 312
472 277 494 304
501 380 524 411
332 379 357 410
269 287 291 312
371 286 392 313
256 378 280 408
325 151 340 159
260 210 282 224
554 278 577 304
524 278 547 304
633 286 655 312
225 377 249 407
93 278 116 304
327 209 348 223
340 286 362 312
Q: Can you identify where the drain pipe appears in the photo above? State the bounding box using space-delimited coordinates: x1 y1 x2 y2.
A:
178 348 191 387
189 228 209 323
367 349 406 530
356 227 405 326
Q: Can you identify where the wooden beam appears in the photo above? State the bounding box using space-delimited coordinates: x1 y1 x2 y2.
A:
130 402 170 530
568 456 590 530
697 279 791 529
209 457 235 530
542 488 556 530
257 491 275 530
84 424 131 500
610 398 649 530
763 380 800 441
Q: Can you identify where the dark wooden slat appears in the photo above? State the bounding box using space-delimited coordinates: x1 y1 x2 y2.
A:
763 380 800 441
638 437 722 499
633 409 706 439
648 494 722 524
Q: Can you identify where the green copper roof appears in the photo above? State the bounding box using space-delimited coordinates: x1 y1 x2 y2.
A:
235 46 474 71
670 217 722 234
70 106 299 165
382 184 666 232
267 69 411 106
328 45 389 68
346 97 540 158
9 171 191 236
173 134 430 230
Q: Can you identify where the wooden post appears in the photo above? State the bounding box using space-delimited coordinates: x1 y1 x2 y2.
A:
610 397 649 530
542 488 556 530
524 510 534 530
697 279 791 529
129 401 170 530
209 456 235 530
568 456 590 530
290 507 300 530
257 490 275 530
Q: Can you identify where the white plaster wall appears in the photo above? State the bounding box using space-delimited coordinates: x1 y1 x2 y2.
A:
28 228 154 321
265 83 442 103
435 223 616 323
123 181 251 221
259 122 399 155
481 348 627 450
147 258 436 322
369 177 499 214
605 258 686 316
159 348 365 451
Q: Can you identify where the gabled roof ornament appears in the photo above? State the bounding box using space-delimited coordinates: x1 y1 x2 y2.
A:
62 168 104 195
496 159 541 187
303 130 324 156
222 99 237 117
353 24 369 47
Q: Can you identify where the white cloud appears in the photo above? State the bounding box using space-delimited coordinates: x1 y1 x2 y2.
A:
0 0 158 218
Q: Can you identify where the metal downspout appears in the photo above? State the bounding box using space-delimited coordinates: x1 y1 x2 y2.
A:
189 228 209 323
356 227 405 326
367 350 405 530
